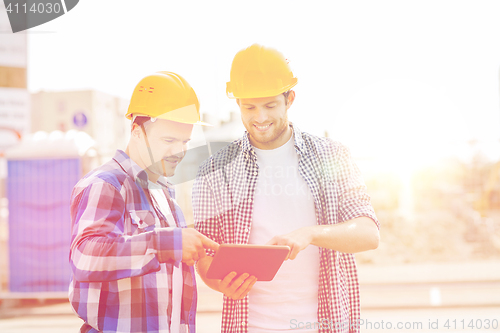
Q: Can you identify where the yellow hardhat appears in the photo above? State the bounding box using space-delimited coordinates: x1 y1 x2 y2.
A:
226 44 298 99
126 71 211 126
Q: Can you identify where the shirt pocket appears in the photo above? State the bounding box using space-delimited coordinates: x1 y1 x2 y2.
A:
129 209 158 233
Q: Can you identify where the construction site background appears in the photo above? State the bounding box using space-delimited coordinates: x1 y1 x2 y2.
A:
357 149 500 265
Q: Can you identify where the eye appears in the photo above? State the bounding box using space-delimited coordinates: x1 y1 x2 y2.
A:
164 139 174 143
266 104 276 109
244 105 255 110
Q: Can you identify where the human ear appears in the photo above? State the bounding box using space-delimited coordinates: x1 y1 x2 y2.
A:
286 90 296 109
131 123 142 139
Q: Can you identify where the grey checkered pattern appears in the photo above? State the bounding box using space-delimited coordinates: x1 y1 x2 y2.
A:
193 124 379 333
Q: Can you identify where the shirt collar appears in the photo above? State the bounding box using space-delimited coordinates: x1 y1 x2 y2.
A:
290 123 306 155
241 122 306 156
155 175 171 189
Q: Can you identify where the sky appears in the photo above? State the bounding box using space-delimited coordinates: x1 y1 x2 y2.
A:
15 0 500 172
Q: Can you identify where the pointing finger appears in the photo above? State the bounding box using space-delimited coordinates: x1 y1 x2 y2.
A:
288 245 300 260
201 235 220 251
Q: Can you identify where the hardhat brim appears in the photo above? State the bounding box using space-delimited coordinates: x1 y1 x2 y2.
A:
226 78 298 99
131 104 212 126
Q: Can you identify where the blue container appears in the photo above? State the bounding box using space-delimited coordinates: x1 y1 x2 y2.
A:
7 158 81 292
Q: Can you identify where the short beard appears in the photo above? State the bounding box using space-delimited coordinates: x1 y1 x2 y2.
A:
249 117 289 147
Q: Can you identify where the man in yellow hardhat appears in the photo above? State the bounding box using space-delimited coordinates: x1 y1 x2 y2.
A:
193 45 380 332
69 71 218 333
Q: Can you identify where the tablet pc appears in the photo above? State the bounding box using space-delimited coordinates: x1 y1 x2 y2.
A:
206 244 290 281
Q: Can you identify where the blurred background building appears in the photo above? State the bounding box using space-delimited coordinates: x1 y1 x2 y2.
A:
0 3 28 294
31 90 130 160
0 5 28 191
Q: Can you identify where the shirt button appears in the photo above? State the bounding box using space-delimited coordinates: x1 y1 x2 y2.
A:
244 228 249 233
241 321 246 326
248 199 252 203
253 172 257 176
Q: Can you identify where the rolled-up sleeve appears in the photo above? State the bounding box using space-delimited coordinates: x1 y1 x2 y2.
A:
69 181 182 282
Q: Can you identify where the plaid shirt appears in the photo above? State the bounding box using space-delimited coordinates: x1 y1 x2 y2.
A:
193 124 379 333
69 150 196 333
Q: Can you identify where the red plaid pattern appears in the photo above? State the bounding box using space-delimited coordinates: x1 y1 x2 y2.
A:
193 124 379 333
69 150 196 333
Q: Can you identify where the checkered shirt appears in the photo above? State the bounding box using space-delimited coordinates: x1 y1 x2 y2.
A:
69 150 197 333
193 124 379 333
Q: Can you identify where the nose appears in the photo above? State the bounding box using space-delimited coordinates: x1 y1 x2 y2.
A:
254 107 268 123
169 142 187 159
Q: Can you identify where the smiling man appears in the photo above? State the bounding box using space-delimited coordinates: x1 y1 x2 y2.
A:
193 44 380 333
69 71 218 333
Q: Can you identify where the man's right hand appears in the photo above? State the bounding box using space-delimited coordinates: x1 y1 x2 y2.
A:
196 256 257 299
181 228 219 266
217 271 257 300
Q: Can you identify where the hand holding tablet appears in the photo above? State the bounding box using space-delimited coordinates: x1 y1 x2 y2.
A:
206 244 290 281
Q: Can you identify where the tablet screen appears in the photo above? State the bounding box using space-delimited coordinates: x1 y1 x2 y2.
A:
206 244 290 281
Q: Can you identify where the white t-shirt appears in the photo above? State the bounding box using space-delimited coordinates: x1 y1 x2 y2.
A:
248 135 320 333
149 181 184 333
